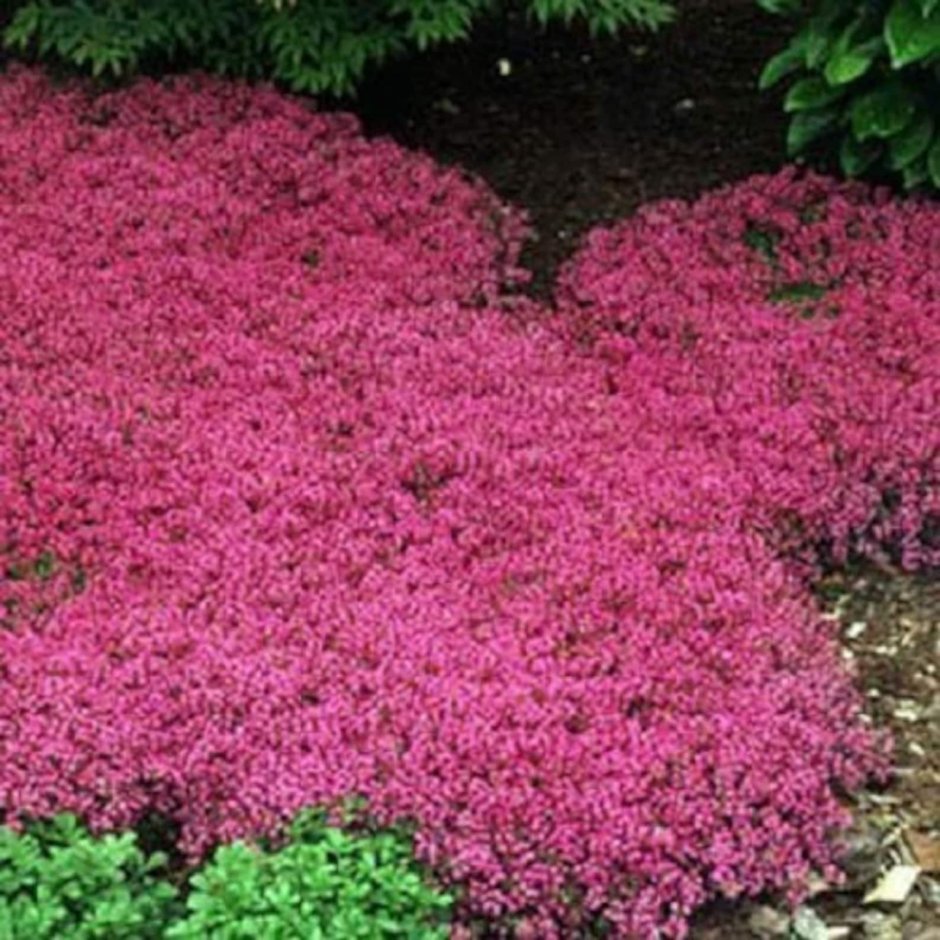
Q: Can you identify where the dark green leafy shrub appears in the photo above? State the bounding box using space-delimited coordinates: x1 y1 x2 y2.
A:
165 809 452 939
3 0 673 94
758 0 940 191
0 814 177 939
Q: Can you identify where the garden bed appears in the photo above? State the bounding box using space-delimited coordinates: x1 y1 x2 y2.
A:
0 5 937 936
359 13 940 936
356 0 793 294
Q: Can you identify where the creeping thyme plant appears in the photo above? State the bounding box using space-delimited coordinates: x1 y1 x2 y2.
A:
0 68 936 936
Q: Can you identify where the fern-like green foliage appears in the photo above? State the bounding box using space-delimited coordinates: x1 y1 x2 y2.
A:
758 0 940 191
3 0 674 95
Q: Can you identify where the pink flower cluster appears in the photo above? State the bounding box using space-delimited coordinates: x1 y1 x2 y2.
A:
0 67 935 938
557 171 939 573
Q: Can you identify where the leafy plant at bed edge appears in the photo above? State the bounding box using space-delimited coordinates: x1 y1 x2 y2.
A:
0 811 453 938
0 814 177 939
757 0 940 191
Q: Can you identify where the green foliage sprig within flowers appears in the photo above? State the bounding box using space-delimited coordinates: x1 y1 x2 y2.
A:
758 0 940 191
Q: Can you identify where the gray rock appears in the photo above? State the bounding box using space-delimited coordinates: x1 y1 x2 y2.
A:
861 911 903 940
839 820 887 884
793 906 829 940
747 904 790 937
907 929 940 940
918 876 940 906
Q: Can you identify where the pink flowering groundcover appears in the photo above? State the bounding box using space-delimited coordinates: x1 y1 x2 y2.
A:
0 67 937 938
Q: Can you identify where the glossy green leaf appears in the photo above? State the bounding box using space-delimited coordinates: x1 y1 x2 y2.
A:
885 0 940 67
929 137 940 187
850 82 916 140
759 37 808 89
784 76 845 111
787 107 840 154
824 34 883 84
805 0 846 66
889 112 935 168
755 0 803 14
840 133 882 175
902 157 929 188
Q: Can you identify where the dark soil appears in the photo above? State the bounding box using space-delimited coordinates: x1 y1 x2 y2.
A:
356 8 939 938
357 0 793 295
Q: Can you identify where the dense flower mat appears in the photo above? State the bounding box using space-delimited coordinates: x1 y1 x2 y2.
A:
557 173 939 573
0 67 937 937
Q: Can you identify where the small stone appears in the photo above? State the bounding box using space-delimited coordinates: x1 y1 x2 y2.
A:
747 903 790 937
862 911 903 940
807 872 831 896
864 864 921 904
827 928 851 940
908 929 940 940
893 701 922 722
865 791 902 806
922 698 940 721
839 820 885 882
793 906 829 940
918 875 940 905
673 97 696 113
847 620 868 639
906 831 940 872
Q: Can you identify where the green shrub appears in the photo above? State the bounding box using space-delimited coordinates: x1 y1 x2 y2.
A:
0 814 177 939
3 0 673 95
758 0 940 191
165 809 452 939
0 810 452 937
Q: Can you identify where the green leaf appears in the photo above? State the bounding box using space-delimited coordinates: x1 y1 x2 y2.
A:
850 82 916 140
901 157 929 188
885 0 940 67
824 34 884 84
759 38 807 89
4 5 41 48
784 76 845 111
889 112 935 168
840 133 882 175
928 137 940 187
805 0 846 67
787 107 840 155
755 0 802 15
34 549 56 581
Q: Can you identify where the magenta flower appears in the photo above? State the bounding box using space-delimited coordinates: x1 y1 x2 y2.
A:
1 67 935 938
